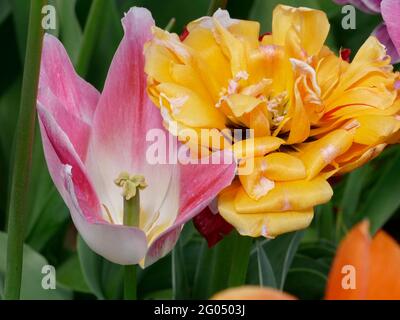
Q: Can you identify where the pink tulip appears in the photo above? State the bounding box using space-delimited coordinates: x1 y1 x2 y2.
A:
334 0 400 63
36 7 236 267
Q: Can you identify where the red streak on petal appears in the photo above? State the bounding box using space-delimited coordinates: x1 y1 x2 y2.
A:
259 31 272 41
340 48 352 62
180 26 189 41
193 206 233 248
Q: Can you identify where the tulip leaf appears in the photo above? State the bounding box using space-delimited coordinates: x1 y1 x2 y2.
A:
56 254 91 294
0 231 72 299
267 231 304 290
358 150 400 234
172 238 190 299
9 0 30 62
338 165 372 236
284 267 327 300
192 231 252 299
255 239 277 288
77 235 124 299
315 202 335 242
55 0 82 63
0 0 11 26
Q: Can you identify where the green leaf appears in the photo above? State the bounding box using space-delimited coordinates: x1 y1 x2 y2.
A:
172 238 190 299
9 0 30 62
0 0 11 26
137 254 172 299
55 0 82 63
57 254 91 294
358 151 400 234
77 236 124 299
255 239 277 288
267 231 304 290
192 231 252 299
338 165 372 237
315 202 335 242
284 267 327 300
0 231 72 299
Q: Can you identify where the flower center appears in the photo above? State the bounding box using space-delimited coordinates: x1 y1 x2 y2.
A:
114 172 147 227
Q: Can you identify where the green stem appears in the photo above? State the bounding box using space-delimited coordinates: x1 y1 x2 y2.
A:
123 191 140 227
124 265 137 300
4 0 46 300
207 0 228 15
75 0 106 76
123 190 140 300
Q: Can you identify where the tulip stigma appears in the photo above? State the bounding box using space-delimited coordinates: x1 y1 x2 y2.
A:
114 172 147 227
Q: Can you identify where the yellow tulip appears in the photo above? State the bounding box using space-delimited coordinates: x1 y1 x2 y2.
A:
144 5 400 238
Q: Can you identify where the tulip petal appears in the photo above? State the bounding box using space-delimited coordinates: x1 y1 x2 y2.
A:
326 220 400 299
144 150 236 267
218 184 314 238
325 220 370 299
367 231 400 299
86 8 177 226
299 129 354 179
333 0 380 14
38 34 100 161
381 0 400 60
372 23 400 64
212 286 297 300
272 5 330 57
37 103 148 265
235 177 333 213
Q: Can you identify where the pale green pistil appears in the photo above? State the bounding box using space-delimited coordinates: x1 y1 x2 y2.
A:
114 172 147 227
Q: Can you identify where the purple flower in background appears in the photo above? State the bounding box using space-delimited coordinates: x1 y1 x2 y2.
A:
334 0 400 63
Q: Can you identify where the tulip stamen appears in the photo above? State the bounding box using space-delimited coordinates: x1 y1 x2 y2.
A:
114 172 147 227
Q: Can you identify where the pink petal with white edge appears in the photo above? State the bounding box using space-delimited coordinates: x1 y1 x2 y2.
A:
37 103 148 265
38 34 100 161
381 0 400 59
85 8 174 226
373 23 400 64
144 150 236 267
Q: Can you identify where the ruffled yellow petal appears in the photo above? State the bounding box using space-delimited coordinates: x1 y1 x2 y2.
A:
354 115 400 145
218 184 314 237
235 177 333 213
239 152 306 200
272 5 330 57
298 129 354 179
232 136 285 160
156 82 226 128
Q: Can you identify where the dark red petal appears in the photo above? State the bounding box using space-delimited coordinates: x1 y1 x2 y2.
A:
180 26 189 41
193 206 233 248
340 48 352 62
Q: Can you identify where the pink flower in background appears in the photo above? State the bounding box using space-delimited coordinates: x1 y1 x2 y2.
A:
36 7 236 267
334 0 400 63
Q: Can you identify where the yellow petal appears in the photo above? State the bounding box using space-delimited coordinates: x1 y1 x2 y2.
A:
235 177 333 213
232 136 285 160
354 115 400 145
239 153 306 200
272 5 330 57
298 129 354 179
226 94 263 117
156 82 226 128
218 184 314 237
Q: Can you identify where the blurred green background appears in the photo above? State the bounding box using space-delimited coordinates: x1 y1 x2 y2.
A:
0 0 399 300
